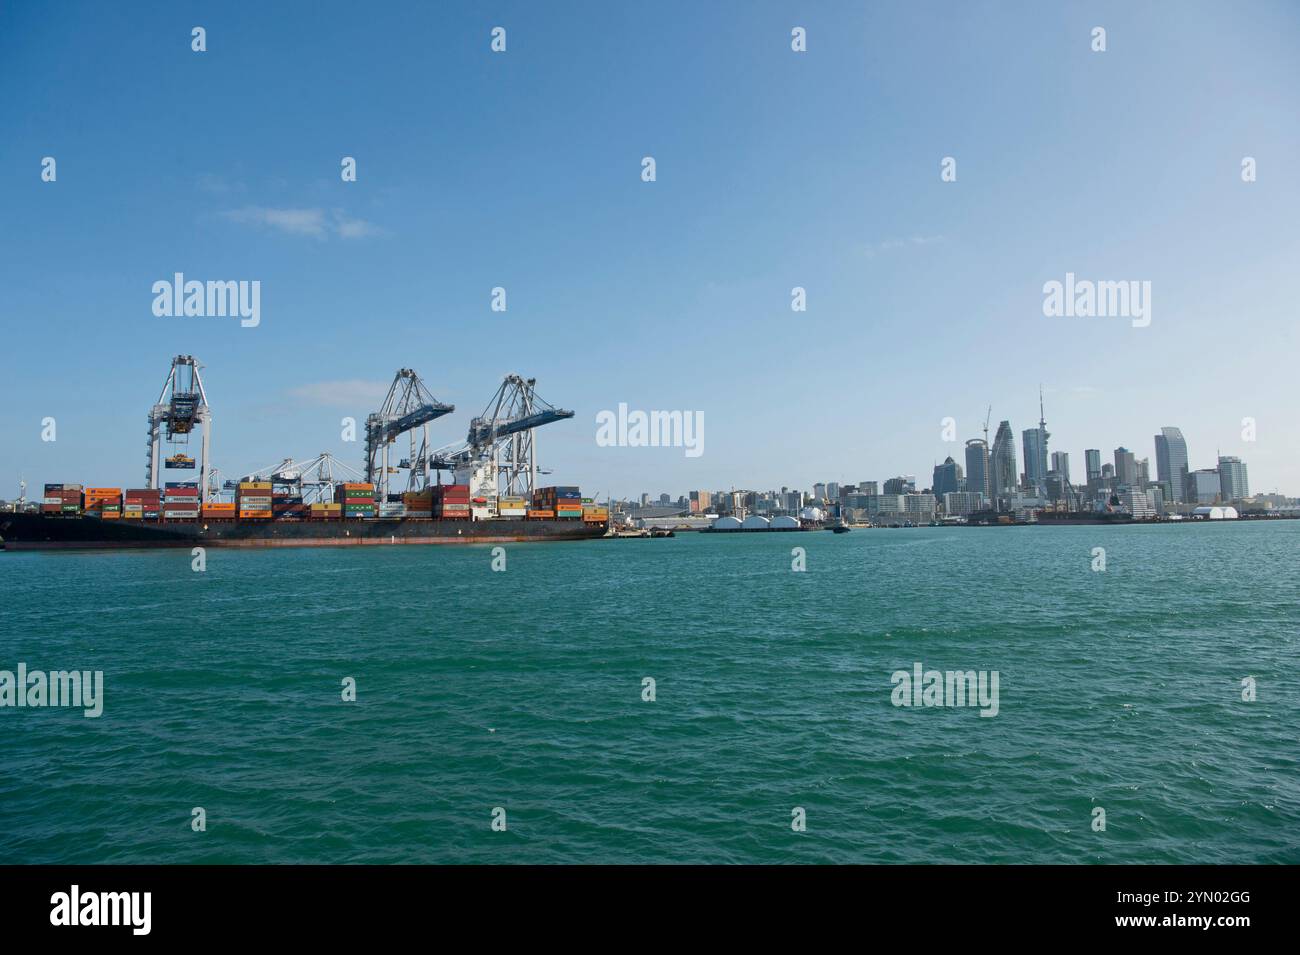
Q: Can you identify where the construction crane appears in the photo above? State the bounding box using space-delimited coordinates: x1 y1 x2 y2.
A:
146 355 212 501
424 374 573 503
983 405 992 446
364 369 454 503
241 452 367 504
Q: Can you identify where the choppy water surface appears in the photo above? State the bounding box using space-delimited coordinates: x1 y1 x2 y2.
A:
2 522 1297 863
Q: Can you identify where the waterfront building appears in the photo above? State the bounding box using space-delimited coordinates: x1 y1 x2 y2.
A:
1186 468 1221 504
1218 456 1249 501
942 491 984 517
867 494 906 517
932 457 963 498
964 439 990 500
1120 488 1158 519
1154 427 1189 503
904 493 937 521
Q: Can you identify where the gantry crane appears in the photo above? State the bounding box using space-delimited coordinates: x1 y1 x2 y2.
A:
423 374 573 502
146 355 212 500
241 452 367 504
364 369 454 503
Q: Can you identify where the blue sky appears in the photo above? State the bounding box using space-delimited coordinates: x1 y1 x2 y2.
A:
2 0 1298 500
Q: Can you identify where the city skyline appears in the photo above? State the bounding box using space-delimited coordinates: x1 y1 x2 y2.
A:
622 406 1269 507
3 3 1299 499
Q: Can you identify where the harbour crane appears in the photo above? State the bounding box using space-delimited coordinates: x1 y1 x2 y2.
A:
146 355 212 501
422 374 574 503
241 452 368 504
364 369 454 503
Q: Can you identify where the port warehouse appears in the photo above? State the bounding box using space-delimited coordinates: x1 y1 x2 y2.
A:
40 483 609 525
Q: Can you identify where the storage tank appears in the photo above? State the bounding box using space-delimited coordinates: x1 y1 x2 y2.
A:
770 515 800 529
799 506 824 522
711 516 743 530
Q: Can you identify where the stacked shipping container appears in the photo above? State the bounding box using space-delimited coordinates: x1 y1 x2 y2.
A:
402 489 434 518
125 488 162 520
164 482 200 520
84 488 122 519
431 484 470 519
34 480 599 525
236 481 272 519
272 490 307 520
335 483 376 518
534 486 582 519
497 496 527 518
42 484 84 515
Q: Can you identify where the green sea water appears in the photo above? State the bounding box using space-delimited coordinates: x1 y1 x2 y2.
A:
1 522 1297 864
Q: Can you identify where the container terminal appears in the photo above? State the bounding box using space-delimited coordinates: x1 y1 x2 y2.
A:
0 355 608 550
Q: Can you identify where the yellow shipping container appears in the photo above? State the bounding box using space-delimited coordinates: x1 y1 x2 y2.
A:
238 481 273 491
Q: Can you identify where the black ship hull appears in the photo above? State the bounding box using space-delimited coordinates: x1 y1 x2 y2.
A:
0 513 608 550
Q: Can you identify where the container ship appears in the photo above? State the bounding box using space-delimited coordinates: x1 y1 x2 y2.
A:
0 483 607 550
0 356 609 551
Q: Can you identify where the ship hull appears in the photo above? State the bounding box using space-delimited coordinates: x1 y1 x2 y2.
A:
0 513 607 550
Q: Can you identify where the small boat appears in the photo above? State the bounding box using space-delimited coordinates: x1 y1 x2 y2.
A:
826 520 851 533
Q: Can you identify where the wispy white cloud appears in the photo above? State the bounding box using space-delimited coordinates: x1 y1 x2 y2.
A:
863 234 946 258
220 206 382 240
288 379 391 408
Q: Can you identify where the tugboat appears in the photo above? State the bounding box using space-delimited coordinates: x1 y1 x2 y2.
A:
826 518 851 533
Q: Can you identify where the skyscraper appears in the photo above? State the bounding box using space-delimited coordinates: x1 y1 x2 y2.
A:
990 420 1018 510
932 457 963 498
1085 449 1102 482
1114 447 1137 487
1022 427 1049 496
1218 456 1250 501
1020 387 1050 497
1187 469 1221 504
964 439 990 500
1154 427 1189 503
1050 451 1070 486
